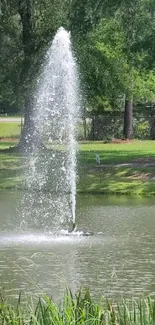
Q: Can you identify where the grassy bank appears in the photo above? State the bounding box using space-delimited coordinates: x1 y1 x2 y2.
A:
0 289 155 324
78 141 155 195
78 166 155 195
0 140 155 195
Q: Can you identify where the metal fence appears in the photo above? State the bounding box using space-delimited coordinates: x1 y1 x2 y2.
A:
77 114 155 140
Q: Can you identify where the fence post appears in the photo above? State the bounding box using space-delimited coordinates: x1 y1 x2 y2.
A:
83 117 87 139
92 116 95 141
20 118 23 135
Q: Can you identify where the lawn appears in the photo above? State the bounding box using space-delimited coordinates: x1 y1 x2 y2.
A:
78 165 155 195
0 150 22 188
0 140 155 195
0 122 21 138
79 140 155 164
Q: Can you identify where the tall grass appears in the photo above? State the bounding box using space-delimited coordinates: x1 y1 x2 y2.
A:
0 289 155 324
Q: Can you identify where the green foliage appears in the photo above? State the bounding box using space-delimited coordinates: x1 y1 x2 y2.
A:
134 120 150 139
0 7 23 112
75 0 155 113
1 0 155 139
69 0 136 35
0 0 71 114
1 289 155 324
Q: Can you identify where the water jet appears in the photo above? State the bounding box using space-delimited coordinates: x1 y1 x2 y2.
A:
21 27 80 231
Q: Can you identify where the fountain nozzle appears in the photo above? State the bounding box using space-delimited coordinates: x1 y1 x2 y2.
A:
72 222 76 232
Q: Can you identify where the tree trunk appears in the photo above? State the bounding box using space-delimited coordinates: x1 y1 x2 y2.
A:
18 97 35 151
123 98 133 139
17 0 36 151
18 0 35 59
150 117 155 139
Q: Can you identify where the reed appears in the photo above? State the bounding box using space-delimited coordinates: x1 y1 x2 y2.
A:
0 289 155 324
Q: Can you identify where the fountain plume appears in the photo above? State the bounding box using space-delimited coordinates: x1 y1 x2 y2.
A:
20 27 79 230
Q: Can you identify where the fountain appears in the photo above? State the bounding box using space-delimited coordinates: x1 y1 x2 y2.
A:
20 27 80 232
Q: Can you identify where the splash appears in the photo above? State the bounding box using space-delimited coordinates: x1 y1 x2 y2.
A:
21 27 79 230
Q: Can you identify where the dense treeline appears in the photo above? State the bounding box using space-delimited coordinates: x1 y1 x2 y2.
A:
0 0 155 142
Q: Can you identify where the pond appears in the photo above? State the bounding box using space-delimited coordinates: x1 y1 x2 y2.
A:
0 190 155 301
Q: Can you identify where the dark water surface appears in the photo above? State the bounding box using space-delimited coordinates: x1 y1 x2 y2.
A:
0 191 155 301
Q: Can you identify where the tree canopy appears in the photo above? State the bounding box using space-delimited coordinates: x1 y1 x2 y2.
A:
0 0 155 140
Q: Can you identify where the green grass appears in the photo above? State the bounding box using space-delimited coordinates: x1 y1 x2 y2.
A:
79 141 155 164
0 143 22 188
1 289 155 324
0 140 155 195
0 122 21 138
78 166 155 195
0 142 18 149
77 140 155 195
0 152 22 188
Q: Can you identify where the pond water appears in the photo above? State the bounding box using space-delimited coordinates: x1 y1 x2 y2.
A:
0 190 155 302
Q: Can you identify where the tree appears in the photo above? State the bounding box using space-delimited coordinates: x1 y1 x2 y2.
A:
118 0 155 138
1 0 155 143
72 0 155 139
0 1 23 113
0 0 71 150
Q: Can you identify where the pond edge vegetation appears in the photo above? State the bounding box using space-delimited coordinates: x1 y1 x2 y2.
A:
1 288 155 324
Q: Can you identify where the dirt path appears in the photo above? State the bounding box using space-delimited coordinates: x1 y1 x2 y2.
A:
0 118 23 122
